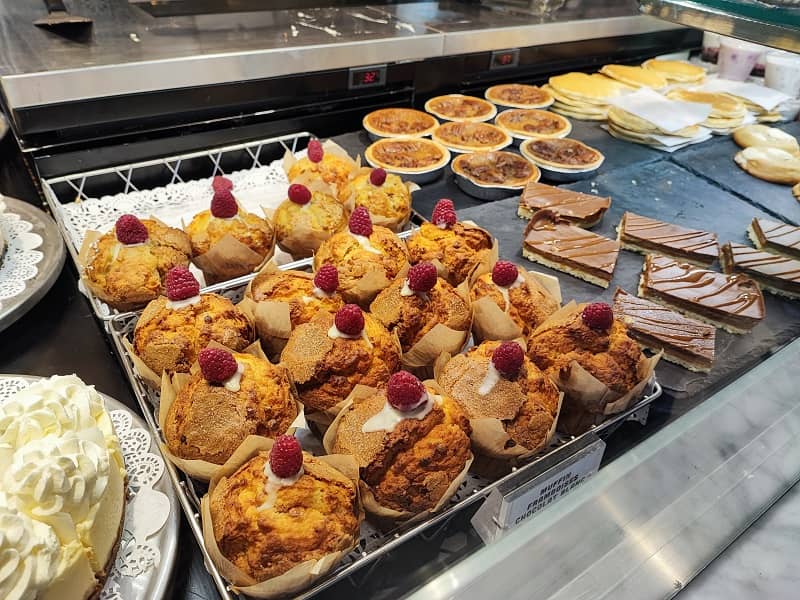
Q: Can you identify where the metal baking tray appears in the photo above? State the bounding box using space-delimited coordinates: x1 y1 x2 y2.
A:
106 262 662 600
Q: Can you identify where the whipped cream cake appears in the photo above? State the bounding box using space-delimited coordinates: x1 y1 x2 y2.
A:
0 375 126 600
618 211 718 266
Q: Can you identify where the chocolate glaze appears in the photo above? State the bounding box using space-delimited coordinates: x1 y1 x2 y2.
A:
613 288 715 368
620 212 718 264
641 254 765 329
721 242 800 294
751 218 800 260
523 209 619 280
520 182 611 226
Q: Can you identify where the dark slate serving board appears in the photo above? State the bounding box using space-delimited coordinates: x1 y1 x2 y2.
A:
455 159 800 403
670 121 800 226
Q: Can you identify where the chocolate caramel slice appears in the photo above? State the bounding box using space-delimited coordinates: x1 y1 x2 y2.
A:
721 242 800 300
618 212 718 266
613 288 715 372
748 218 800 260
522 209 619 288
518 182 611 227
638 254 765 334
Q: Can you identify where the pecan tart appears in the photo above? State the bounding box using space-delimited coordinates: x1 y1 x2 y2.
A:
452 151 539 189
365 137 450 179
495 109 572 140
424 94 497 123
520 138 604 171
431 121 512 153
363 108 439 139
485 84 554 109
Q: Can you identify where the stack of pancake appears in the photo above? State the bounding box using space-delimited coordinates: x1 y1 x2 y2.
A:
599 64 668 89
642 59 706 84
606 105 704 148
666 90 748 134
545 72 631 121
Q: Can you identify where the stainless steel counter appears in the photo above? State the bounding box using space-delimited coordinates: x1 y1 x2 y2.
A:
0 1 680 109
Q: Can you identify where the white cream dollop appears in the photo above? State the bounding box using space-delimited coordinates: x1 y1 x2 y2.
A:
222 362 245 392
352 234 382 254
166 295 201 310
362 393 439 434
478 363 502 396
496 274 525 312
0 505 60 600
257 463 304 511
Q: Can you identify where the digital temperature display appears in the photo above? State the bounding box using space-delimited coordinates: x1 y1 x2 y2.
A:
490 49 520 70
349 65 387 89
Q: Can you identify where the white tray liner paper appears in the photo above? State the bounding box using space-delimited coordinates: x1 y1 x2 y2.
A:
607 87 712 134
695 78 791 111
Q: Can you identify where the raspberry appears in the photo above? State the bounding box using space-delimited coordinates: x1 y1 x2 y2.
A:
288 183 312 205
115 214 148 245
212 176 233 193
164 266 200 301
307 139 324 163
387 371 427 412
334 304 364 336
210 189 238 218
491 261 519 287
492 341 524 378
198 347 238 384
581 302 614 331
313 264 339 294
431 199 456 229
349 206 373 237
269 435 303 478
369 168 387 187
407 262 437 293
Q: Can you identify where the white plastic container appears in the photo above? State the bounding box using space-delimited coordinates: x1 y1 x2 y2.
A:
718 38 763 81
765 51 800 98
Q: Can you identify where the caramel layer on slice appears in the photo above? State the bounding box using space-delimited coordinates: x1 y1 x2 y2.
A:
613 288 715 371
721 242 800 299
749 218 800 260
522 209 619 287
639 254 765 333
619 211 718 266
519 182 610 227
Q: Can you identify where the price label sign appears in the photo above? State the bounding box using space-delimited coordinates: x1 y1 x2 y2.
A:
472 434 605 544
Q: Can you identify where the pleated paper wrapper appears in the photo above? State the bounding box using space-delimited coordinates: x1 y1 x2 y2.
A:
201 435 362 599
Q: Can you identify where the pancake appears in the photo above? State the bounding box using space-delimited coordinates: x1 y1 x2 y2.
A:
548 72 628 104
642 59 706 83
600 64 668 89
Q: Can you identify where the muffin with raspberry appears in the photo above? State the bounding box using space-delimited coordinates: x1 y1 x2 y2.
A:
184 181 275 283
273 181 348 259
313 207 409 307
280 304 401 419
370 262 471 368
339 167 413 232
470 260 560 341
161 346 300 479
406 199 497 286
526 301 655 434
326 371 472 519
204 435 360 594
285 139 357 197
132 267 253 386
241 263 345 358
82 214 192 311
438 340 561 468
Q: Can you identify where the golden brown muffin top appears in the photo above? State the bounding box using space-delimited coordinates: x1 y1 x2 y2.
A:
185 209 275 257
470 270 559 336
280 311 401 412
527 311 644 395
332 385 471 514
313 226 409 299
438 341 560 453
85 219 192 310
287 153 356 192
164 353 299 465
273 192 348 258
340 171 411 225
247 269 344 328
210 451 359 582
370 277 470 351
406 222 493 286
133 293 253 376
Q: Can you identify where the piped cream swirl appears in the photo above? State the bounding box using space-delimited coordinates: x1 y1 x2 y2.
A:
0 505 60 600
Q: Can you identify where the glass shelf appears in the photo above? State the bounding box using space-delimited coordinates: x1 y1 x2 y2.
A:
639 0 800 52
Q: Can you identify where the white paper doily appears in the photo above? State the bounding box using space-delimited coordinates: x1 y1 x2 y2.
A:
0 199 45 312
0 376 176 600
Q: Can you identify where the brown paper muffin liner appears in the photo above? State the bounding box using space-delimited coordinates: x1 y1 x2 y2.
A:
471 271 562 343
201 435 362 599
157 341 306 481
335 260 410 309
190 217 276 285
322 384 473 524
530 302 662 436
